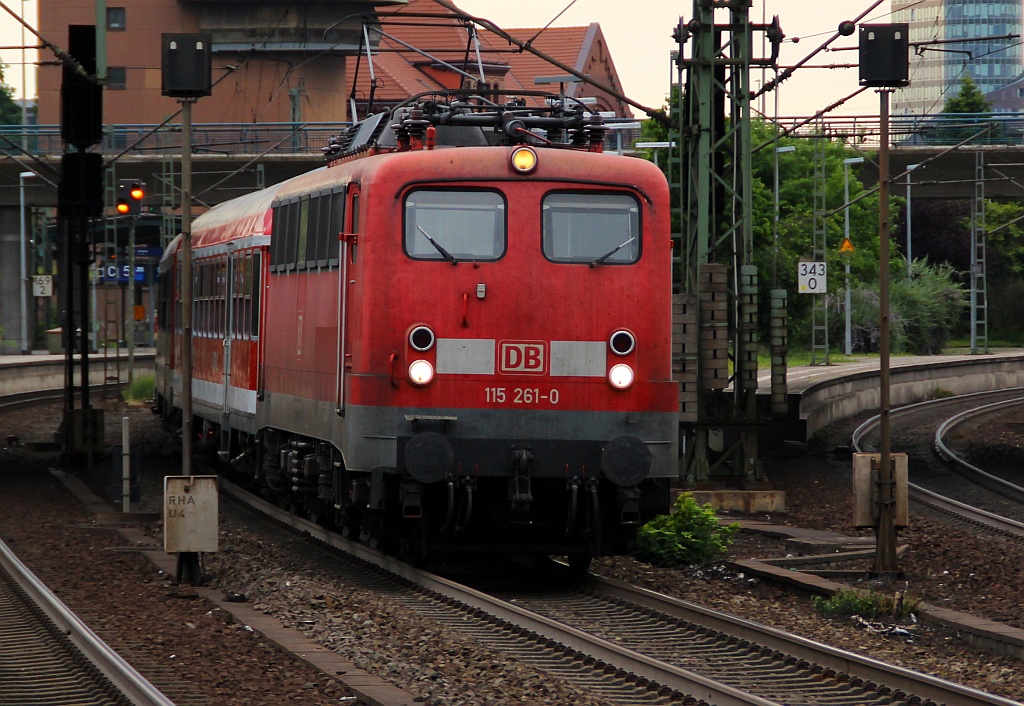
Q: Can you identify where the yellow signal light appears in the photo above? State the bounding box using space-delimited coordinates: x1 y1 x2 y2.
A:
116 200 130 214
130 186 144 200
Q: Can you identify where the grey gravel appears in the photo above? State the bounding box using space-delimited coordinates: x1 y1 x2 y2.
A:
2 401 1024 704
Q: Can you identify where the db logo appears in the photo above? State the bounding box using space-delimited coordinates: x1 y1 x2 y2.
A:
499 341 546 375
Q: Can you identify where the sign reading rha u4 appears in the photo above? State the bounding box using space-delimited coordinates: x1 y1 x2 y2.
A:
164 475 219 553
798 261 827 294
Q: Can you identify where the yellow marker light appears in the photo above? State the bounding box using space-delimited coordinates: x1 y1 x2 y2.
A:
510 146 538 174
608 363 635 390
408 359 435 386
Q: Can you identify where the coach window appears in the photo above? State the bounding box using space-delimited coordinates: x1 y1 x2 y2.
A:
193 262 204 336
542 192 640 265
158 270 170 332
204 261 215 336
250 252 262 338
404 190 506 261
218 258 228 336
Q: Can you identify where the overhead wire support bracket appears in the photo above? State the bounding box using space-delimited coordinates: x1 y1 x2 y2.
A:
428 0 668 125
753 0 888 100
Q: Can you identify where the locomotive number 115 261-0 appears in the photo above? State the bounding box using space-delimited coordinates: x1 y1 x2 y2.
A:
484 387 560 405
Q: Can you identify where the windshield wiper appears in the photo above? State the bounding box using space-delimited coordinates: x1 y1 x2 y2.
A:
589 236 635 268
417 225 458 264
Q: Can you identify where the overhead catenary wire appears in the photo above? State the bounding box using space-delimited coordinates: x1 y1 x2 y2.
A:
428 0 667 123
754 0 889 100
820 124 995 220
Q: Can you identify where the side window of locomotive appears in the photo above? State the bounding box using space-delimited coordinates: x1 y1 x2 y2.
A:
542 192 641 265
284 199 299 271
296 196 310 270
270 201 288 272
329 188 344 265
404 190 505 261
304 192 322 267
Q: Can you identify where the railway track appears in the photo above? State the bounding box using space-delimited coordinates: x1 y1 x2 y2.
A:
852 388 1024 535
5 367 1024 705
223 477 1020 706
0 536 173 706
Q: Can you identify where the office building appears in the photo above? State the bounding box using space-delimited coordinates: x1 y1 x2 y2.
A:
892 0 1023 114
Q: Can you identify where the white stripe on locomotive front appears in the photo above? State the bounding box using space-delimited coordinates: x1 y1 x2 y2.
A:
435 338 606 377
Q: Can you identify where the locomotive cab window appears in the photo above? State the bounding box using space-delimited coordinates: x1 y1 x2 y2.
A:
404 190 506 262
542 192 640 265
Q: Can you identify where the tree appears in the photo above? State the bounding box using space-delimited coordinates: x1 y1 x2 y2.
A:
933 74 997 144
748 120 885 346
942 74 993 114
0 64 23 125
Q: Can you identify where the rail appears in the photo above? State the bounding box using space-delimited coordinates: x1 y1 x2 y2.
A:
0 536 176 706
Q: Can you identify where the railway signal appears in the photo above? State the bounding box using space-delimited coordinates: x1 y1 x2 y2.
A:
116 179 145 215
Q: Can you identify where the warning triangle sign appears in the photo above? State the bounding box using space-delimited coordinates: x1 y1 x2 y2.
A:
840 237 855 253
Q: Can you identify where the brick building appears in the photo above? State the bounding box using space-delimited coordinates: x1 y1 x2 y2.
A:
36 0 632 126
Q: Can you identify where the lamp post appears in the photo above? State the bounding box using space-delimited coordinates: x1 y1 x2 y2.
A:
843 157 864 356
19 170 36 354
773 145 796 288
906 163 921 280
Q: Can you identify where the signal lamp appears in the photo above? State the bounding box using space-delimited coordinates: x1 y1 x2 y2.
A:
408 359 435 386
608 363 635 390
116 179 145 215
510 146 538 174
609 330 636 356
409 325 436 352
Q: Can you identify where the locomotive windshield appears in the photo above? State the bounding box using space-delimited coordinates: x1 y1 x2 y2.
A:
542 193 640 265
404 190 506 261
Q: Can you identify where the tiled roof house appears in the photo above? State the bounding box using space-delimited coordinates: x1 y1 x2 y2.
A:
351 0 632 119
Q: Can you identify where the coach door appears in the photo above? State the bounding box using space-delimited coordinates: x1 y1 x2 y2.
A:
335 183 356 414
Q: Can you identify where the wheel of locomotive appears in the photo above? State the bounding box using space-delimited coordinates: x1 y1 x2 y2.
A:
360 509 399 553
567 553 593 574
337 504 363 540
399 517 429 567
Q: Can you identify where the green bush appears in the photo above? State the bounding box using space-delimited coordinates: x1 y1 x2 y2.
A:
632 493 739 567
122 373 155 402
813 588 919 620
828 260 965 355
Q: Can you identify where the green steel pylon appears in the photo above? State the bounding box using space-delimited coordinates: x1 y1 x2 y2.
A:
676 1 779 486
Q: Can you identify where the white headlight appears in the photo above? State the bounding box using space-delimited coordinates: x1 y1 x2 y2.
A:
408 359 435 386
608 363 634 389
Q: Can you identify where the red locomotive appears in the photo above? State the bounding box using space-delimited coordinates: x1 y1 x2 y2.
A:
155 92 678 566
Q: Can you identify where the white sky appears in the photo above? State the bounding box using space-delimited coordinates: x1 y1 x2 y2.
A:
458 0 892 118
1 0 892 119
